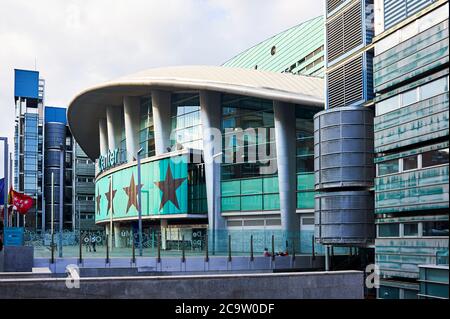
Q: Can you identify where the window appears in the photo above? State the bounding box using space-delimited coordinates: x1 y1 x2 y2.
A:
266 219 281 226
376 95 399 116
422 148 449 168
378 159 399 176
301 217 314 226
227 220 242 227
422 221 449 237
420 77 448 100
401 89 417 106
403 223 418 237
403 155 418 171
378 223 400 237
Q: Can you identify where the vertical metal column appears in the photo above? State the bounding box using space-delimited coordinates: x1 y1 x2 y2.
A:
59 145 64 258
137 148 143 256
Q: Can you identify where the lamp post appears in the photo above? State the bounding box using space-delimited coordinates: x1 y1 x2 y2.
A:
1 137 8 229
58 144 64 258
137 147 143 257
211 151 222 255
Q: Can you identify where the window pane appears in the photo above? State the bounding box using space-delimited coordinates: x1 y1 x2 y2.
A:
403 155 418 171
376 95 399 116
422 148 449 168
402 89 417 106
422 221 449 237
420 77 448 100
403 223 418 236
403 289 417 299
378 224 399 237
378 159 399 175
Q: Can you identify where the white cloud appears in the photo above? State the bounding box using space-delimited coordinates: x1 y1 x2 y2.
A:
0 0 323 176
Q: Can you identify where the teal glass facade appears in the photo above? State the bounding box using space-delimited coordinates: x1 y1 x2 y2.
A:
220 95 318 213
222 16 325 77
374 1 449 299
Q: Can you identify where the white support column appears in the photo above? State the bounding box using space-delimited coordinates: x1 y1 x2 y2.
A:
160 219 168 250
114 223 122 248
273 101 298 251
151 90 172 155
106 105 123 150
200 91 225 252
99 118 108 156
124 96 140 161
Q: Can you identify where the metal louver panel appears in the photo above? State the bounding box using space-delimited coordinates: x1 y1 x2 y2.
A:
327 0 345 14
384 0 433 30
326 0 363 63
327 55 364 108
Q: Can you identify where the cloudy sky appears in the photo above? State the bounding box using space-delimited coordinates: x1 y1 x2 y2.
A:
0 0 323 178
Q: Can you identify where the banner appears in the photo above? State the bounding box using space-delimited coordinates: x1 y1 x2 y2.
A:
8 188 34 214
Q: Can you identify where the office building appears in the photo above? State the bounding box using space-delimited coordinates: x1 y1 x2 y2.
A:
13 69 45 231
372 0 449 299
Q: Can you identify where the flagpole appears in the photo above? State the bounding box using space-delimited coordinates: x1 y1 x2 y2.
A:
51 172 54 254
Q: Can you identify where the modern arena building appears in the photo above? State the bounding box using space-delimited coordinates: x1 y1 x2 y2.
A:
67 16 328 254
67 66 323 253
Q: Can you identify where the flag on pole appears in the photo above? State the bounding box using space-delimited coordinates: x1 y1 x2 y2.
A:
8 188 34 214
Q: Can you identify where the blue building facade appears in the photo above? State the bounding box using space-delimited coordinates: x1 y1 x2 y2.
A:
13 69 45 231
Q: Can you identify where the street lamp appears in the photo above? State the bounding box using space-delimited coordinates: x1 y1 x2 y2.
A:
137 147 144 257
211 151 222 255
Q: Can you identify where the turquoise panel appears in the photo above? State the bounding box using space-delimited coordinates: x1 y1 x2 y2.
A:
297 173 314 191
375 165 449 214
96 156 189 223
240 178 263 195
374 20 449 93
374 92 449 153
222 196 241 212
263 194 280 210
221 180 241 196
263 176 279 193
241 195 263 211
297 191 315 209
375 238 449 279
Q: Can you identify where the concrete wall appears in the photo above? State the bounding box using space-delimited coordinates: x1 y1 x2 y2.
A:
0 270 364 299
32 255 325 274
0 247 34 272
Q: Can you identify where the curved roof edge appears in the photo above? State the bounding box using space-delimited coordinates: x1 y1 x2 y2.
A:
68 65 324 159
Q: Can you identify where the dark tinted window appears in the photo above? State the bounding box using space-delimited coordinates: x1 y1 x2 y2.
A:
422 221 449 237
422 148 449 168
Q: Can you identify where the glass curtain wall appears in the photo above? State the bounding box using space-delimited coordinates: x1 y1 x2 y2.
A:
220 95 277 212
170 93 202 150
139 96 155 158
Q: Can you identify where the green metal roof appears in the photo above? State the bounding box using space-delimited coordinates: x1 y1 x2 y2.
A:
222 15 324 77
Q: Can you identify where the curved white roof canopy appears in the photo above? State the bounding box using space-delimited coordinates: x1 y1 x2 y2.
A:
68 65 324 159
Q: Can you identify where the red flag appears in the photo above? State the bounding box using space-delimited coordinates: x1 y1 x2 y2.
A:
8 188 34 214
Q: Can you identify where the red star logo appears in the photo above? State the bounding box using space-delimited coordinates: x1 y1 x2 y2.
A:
154 166 186 211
